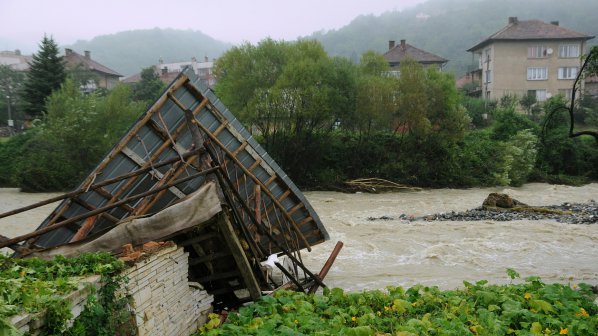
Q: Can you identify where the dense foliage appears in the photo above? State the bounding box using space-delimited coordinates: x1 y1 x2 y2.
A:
212 38 597 189
131 66 165 103
0 252 127 335
21 35 66 118
0 79 144 191
199 272 597 335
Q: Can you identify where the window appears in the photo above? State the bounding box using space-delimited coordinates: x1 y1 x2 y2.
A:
558 89 573 100
559 44 580 58
528 45 547 58
485 70 492 83
527 67 548 80
528 89 547 102
557 67 578 79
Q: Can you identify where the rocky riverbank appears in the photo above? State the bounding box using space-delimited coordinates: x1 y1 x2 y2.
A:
368 200 598 224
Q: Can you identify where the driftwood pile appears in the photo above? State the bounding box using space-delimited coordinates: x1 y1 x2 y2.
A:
343 178 421 193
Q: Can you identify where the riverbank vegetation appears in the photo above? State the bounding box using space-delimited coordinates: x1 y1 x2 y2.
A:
197 271 597 335
0 38 597 192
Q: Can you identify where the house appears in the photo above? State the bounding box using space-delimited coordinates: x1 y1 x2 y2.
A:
123 56 216 88
383 39 448 75
64 48 122 91
0 50 32 71
467 17 594 102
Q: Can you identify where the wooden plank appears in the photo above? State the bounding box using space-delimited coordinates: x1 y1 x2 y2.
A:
194 119 311 250
94 187 136 213
121 146 186 199
217 212 262 300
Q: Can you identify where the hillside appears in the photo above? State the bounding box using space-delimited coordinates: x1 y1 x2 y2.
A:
60 0 598 78
66 28 232 76
309 0 598 75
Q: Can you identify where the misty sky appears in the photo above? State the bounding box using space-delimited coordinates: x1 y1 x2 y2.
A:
0 0 426 52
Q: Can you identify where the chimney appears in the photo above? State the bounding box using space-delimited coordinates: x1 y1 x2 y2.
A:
204 55 209 62
84 50 90 59
400 39 406 50
388 40 395 50
158 57 163 64
65 48 73 56
14 49 21 56
551 21 559 26
508 17 518 24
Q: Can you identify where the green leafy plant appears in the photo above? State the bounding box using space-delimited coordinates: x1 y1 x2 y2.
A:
198 270 597 335
0 252 128 335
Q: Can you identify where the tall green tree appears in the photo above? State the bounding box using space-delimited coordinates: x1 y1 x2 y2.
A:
131 67 165 103
395 59 431 137
21 35 66 117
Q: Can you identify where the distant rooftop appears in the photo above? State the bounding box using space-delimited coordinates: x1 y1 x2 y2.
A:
64 49 122 77
383 39 448 66
0 50 32 71
468 17 595 52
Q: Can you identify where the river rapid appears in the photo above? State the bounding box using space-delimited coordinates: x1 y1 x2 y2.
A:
1 183 597 290
301 183 598 291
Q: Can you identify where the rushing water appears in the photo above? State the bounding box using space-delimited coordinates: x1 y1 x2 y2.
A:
1 184 597 290
301 183 598 291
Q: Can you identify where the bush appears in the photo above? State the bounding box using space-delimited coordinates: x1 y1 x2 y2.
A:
10 79 144 191
0 130 37 187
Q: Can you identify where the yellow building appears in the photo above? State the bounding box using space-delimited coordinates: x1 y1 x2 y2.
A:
467 17 594 102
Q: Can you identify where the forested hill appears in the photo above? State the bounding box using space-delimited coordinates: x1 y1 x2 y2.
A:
66 28 232 76
308 0 598 76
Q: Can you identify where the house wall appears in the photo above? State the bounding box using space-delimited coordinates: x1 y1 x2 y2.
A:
122 245 214 336
477 39 586 101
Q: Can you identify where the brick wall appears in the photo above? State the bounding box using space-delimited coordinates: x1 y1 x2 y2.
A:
122 245 213 336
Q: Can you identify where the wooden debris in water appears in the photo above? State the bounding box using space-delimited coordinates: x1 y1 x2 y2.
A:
344 178 421 193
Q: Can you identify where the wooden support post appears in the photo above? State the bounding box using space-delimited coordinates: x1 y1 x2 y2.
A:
274 262 305 292
254 185 261 224
217 211 262 301
308 241 343 294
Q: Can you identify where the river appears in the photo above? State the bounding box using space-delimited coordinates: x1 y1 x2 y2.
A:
1 183 597 290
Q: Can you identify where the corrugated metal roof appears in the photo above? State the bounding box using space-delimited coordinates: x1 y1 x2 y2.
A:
30 68 328 253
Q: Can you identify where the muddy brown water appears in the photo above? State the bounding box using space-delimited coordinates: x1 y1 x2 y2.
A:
1 184 597 290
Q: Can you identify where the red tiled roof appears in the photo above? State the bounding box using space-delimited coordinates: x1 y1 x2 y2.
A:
468 18 594 52
383 41 447 65
65 50 122 77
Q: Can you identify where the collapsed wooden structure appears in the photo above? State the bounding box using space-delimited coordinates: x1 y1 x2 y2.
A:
0 68 331 306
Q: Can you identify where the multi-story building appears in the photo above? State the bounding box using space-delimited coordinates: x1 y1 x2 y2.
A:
0 50 32 71
123 56 216 88
383 39 448 76
64 48 123 91
467 17 594 102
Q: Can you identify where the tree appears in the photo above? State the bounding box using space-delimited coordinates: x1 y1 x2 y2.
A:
15 79 145 191
519 93 537 115
21 35 66 117
131 67 165 102
0 65 25 125
395 59 431 137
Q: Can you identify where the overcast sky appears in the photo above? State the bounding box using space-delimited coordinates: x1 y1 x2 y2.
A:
0 0 426 52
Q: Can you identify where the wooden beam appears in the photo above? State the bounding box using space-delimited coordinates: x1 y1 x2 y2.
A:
217 212 262 301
